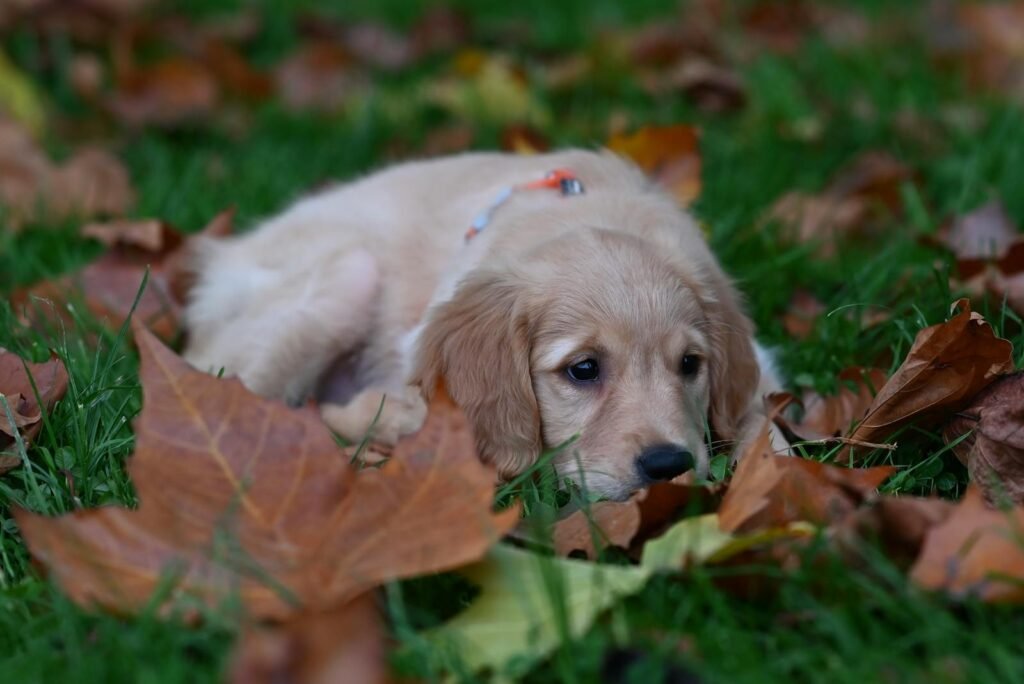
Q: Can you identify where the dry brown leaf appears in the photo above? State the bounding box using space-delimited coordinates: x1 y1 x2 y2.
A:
640 58 746 114
552 502 639 560
110 57 220 127
15 209 234 340
766 151 913 257
773 368 888 443
420 125 475 157
14 326 516 619
835 496 955 569
274 42 361 112
944 372 1024 506
957 3 1024 102
499 124 550 155
607 124 701 205
229 593 389 684
719 423 895 533
342 22 415 70
551 482 721 559
782 289 826 339
910 486 1024 602
936 200 1019 265
0 350 68 472
199 39 272 101
844 299 1013 461
409 6 470 57
48 147 136 219
936 200 1024 317
81 218 179 252
0 0 154 34
0 116 135 228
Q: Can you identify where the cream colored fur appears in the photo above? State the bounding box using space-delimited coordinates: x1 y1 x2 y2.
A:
183 149 786 500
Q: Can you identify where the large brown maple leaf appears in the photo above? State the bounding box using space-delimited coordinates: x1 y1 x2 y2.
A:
15 324 517 619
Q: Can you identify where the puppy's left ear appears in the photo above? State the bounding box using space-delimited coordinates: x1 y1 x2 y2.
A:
704 272 760 444
410 270 542 478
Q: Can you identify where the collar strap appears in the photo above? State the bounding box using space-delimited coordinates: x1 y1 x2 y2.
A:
465 168 585 242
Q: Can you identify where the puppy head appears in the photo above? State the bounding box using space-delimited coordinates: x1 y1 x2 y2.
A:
413 228 758 500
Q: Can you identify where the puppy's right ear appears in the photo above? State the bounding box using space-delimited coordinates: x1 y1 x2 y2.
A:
411 271 542 478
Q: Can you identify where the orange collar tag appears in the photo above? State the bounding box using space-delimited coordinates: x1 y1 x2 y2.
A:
465 168 584 242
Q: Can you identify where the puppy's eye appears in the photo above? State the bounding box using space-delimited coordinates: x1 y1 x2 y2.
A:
680 354 701 377
566 358 600 383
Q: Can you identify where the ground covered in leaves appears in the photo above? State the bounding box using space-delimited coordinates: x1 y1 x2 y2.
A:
3 1 1024 682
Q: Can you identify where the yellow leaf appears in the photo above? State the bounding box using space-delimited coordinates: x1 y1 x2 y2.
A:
0 49 46 137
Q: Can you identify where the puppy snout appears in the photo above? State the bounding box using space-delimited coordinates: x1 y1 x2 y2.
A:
637 443 694 481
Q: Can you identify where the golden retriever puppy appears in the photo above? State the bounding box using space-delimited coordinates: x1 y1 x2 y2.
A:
183 149 784 500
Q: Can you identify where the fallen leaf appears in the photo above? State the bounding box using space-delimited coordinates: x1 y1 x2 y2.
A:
199 39 272 101
81 218 179 252
499 124 550 154
936 200 1020 266
229 593 389 684
274 42 361 112
0 116 134 228
845 299 1014 461
419 125 475 156
0 47 46 137
0 349 69 464
551 482 720 559
607 124 702 205
739 0 814 54
342 22 415 70
0 454 17 475
14 326 517 619
719 422 895 533
552 502 639 559
782 289 826 339
15 209 234 340
835 496 955 569
957 3 1024 102
910 487 1024 602
110 57 220 127
944 372 1024 506
641 57 746 114
427 52 550 127
427 544 651 677
409 6 470 57
935 200 1024 317
765 151 913 257
639 513 805 571
435 512 809 676
773 367 888 442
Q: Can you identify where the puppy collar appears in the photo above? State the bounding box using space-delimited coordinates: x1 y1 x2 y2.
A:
465 168 585 243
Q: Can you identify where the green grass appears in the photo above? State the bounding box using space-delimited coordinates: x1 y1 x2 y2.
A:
3 0 1024 681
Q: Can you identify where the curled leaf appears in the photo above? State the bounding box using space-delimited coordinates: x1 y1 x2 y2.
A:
845 299 1013 461
944 372 1024 506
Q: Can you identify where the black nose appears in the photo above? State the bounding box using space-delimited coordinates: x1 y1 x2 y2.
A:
637 443 694 481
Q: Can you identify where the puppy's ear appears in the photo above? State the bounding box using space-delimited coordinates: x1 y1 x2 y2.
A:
411 271 542 478
704 272 760 444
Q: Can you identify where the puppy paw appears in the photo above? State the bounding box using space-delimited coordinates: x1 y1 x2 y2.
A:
320 388 427 446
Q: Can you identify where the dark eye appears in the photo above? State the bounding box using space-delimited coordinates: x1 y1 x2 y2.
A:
566 358 600 383
680 354 701 377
